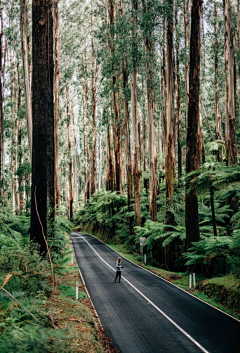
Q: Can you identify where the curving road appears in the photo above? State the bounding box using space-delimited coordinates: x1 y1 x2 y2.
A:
71 232 240 353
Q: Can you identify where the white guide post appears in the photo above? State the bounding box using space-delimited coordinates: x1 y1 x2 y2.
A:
71 253 74 265
189 274 192 290
76 282 78 300
193 273 196 288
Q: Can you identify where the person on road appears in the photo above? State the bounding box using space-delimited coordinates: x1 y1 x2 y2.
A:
115 257 123 283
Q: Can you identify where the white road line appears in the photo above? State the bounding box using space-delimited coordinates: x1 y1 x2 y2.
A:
72 233 209 353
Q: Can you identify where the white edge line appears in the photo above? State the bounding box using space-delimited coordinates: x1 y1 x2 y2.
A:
81 232 240 324
70 237 102 326
73 233 209 353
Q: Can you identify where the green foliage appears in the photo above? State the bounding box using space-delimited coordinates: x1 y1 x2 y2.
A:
75 190 128 241
0 209 75 351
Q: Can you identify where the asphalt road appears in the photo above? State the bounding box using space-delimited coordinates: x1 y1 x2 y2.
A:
71 232 240 353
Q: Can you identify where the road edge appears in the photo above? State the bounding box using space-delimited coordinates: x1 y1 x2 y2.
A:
81 231 240 324
70 234 120 353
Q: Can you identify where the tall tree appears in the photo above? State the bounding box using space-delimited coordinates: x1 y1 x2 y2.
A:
91 1 97 196
224 0 238 166
166 0 175 207
185 0 202 250
132 0 141 227
30 0 55 253
143 0 157 221
0 4 4 201
53 0 60 208
109 0 122 193
66 84 73 221
119 0 134 234
20 0 32 161
214 0 222 157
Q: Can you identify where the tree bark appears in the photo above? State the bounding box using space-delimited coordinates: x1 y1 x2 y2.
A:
53 0 60 209
184 0 190 129
109 0 122 193
166 0 175 203
224 0 238 166
66 84 73 221
143 0 157 222
176 9 182 181
91 2 97 196
185 0 202 250
20 0 32 161
0 5 4 201
132 0 141 227
31 0 55 253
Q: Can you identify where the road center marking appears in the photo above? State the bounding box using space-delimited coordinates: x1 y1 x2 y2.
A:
72 233 209 353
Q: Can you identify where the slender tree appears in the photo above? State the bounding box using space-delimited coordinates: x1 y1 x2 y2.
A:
224 0 238 166
0 4 4 201
132 0 141 226
20 0 32 161
142 0 157 221
91 1 97 196
53 0 60 209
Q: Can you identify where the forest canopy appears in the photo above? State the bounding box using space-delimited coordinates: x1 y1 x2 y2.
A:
0 0 239 276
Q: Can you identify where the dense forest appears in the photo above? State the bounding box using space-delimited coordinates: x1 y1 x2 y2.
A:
0 0 240 350
1 0 240 340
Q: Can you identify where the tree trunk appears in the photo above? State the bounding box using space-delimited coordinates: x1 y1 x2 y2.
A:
224 0 238 166
53 0 60 209
31 0 55 253
214 1 222 162
109 0 122 193
17 60 24 212
144 1 157 222
132 0 141 227
185 0 202 250
166 0 175 204
106 116 115 191
20 0 32 161
0 5 4 201
176 9 182 181
66 84 73 221
119 0 134 234
83 79 91 203
91 2 97 196
237 0 240 113
184 0 190 129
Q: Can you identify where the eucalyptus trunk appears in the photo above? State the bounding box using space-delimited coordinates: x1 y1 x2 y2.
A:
31 0 55 253
53 0 60 209
184 0 190 128
143 0 157 222
224 0 238 166
132 0 141 227
176 9 182 181
91 3 97 196
66 85 73 221
20 0 32 161
0 5 4 201
185 0 202 250
109 0 122 193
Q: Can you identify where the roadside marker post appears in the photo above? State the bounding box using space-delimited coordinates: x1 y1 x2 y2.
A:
144 254 146 265
189 274 192 291
76 282 79 300
193 273 196 288
70 245 71 251
71 253 74 265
